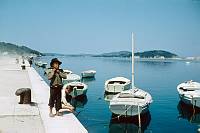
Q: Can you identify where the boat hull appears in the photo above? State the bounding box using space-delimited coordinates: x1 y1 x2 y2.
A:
81 72 96 78
179 94 200 108
109 104 149 116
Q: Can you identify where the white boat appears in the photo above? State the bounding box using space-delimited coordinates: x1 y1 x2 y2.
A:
177 80 200 108
105 77 131 94
63 82 88 97
63 69 73 75
81 70 96 78
109 33 153 117
35 61 47 68
63 73 81 84
109 88 152 116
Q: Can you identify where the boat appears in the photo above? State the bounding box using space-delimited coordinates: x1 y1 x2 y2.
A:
35 61 47 68
109 88 152 116
63 73 81 84
81 70 96 78
109 33 153 117
177 80 200 108
63 82 88 97
63 69 73 75
105 77 131 94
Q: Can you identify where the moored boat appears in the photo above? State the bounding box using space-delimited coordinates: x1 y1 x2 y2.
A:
105 77 131 94
63 81 88 97
81 70 96 78
177 80 200 108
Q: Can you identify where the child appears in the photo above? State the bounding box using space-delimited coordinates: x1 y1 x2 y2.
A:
47 58 66 117
61 85 75 112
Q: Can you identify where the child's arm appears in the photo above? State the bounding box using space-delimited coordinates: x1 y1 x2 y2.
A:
47 69 55 80
61 89 68 106
58 69 67 79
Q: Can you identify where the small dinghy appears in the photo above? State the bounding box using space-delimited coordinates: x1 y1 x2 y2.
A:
177 80 200 108
109 33 153 117
63 73 81 84
35 61 47 68
63 82 88 97
81 70 96 78
105 77 131 94
63 69 73 75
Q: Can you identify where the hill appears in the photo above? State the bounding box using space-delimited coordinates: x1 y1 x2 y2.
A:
0 42 43 56
93 50 178 58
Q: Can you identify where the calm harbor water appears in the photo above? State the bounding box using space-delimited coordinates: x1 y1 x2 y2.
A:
34 56 200 133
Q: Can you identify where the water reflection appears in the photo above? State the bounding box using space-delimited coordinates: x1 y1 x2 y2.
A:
109 111 151 133
138 60 174 67
81 77 96 83
71 95 88 109
177 101 200 124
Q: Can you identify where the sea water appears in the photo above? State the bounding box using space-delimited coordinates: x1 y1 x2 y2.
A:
34 56 200 133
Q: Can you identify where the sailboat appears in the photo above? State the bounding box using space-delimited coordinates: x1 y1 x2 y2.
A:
109 33 153 116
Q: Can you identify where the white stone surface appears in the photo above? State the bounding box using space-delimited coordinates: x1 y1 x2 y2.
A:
0 57 45 133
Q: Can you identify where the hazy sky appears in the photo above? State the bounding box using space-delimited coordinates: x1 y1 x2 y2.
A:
0 0 200 56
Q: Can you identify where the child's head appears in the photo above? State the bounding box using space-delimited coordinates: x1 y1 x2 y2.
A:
52 62 59 69
65 85 73 94
50 58 62 69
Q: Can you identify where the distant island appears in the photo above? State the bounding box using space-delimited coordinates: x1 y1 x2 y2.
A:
0 42 43 56
93 50 178 59
0 42 179 59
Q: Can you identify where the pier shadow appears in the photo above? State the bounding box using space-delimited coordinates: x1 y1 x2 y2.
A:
109 111 151 133
177 101 200 124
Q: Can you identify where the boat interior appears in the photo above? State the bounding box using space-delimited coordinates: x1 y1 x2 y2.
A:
108 81 126 84
69 85 84 89
118 93 145 99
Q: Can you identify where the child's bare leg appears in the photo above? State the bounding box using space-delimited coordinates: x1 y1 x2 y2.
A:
49 107 55 117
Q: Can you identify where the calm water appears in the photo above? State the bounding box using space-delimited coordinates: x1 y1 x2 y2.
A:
34 56 200 133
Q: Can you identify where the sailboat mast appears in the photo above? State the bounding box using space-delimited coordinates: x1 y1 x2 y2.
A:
132 32 135 89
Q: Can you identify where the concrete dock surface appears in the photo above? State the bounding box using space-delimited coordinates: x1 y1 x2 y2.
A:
0 56 87 133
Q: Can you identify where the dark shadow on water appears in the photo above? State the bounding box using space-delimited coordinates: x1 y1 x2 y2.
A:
177 101 200 124
109 111 151 133
71 95 88 109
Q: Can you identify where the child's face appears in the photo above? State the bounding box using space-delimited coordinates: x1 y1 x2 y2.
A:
65 86 73 94
65 88 72 94
53 62 59 69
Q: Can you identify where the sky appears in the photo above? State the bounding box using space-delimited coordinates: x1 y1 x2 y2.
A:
0 0 200 57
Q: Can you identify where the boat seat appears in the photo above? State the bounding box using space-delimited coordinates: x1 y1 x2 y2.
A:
71 85 84 89
180 87 200 91
118 93 144 99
